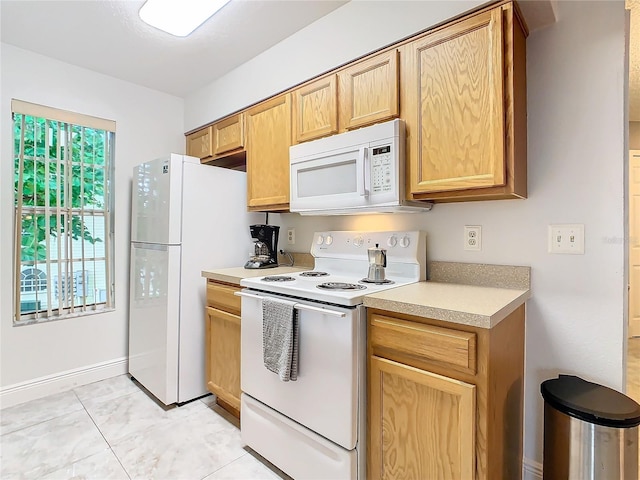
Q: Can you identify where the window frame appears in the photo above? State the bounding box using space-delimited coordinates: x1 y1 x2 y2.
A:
12 100 116 325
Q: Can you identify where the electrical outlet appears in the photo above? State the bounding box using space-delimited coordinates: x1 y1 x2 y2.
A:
548 224 584 254
287 228 295 245
464 225 482 251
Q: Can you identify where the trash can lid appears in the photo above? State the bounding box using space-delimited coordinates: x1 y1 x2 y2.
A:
541 375 640 428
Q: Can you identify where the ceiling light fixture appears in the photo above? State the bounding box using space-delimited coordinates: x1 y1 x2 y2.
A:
139 0 232 37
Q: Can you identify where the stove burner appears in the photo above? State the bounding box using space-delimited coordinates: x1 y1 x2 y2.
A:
299 271 330 277
360 278 395 285
317 282 366 291
261 275 295 282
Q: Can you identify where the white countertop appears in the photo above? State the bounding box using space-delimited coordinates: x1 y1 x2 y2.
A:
203 266 530 329
363 281 530 329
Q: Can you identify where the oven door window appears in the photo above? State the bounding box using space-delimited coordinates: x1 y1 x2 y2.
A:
291 145 372 211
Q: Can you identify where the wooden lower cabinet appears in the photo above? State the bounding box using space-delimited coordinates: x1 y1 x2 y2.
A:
369 357 476 480
205 280 241 418
367 305 525 480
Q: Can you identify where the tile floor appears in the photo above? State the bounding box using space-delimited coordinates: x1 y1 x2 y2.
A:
0 375 288 480
5 345 638 479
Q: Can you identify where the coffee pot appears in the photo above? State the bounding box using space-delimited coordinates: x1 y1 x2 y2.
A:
244 224 280 269
367 244 387 282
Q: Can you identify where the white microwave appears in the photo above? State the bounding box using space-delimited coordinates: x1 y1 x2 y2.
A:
289 119 432 215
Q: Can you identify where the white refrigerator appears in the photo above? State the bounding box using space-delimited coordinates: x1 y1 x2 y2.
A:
129 154 260 405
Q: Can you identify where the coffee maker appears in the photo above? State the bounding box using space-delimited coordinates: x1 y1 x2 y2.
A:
244 224 280 269
365 244 387 282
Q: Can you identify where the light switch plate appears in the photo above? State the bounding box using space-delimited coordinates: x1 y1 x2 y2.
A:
548 224 585 254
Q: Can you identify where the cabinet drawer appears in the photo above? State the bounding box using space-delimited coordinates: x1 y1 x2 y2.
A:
206 281 241 314
369 314 476 374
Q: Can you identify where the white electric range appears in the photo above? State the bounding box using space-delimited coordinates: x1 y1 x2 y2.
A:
237 230 426 480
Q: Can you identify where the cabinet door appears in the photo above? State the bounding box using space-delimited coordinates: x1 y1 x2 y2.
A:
369 356 476 480
338 50 399 131
292 74 338 143
213 113 244 155
186 126 213 159
405 8 505 195
246 94 291 211
206 306 241 413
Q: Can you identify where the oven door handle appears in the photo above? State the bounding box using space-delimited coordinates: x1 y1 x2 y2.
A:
234 291 347 317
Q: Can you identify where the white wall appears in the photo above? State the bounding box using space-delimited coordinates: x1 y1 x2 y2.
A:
186 0 627 472
184 0 485 132
0 44 185 403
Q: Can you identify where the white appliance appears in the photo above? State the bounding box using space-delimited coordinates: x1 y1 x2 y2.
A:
129 154 260 405
289 119 433 215
238 230 426 479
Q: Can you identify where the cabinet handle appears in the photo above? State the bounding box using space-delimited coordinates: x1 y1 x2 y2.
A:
357 146 369 197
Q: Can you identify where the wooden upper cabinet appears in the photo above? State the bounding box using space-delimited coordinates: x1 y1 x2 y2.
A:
246 94 292 211
213 113 244 155
338 49 399 131
292 74 338 143
403 3 527 201
406 8 504 194
186 1 526 204
185 114 245 165
186 126 213 160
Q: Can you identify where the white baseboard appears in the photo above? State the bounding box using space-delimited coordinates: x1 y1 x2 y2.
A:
523 457 543 480
0 357 128 409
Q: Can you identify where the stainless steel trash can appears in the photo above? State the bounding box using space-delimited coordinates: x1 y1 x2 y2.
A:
541 375 640 480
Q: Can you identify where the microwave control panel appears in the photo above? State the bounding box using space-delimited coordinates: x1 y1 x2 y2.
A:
371 145 393 194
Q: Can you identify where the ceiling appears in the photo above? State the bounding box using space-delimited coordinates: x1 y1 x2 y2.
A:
1 0 639 120
0 0 347 97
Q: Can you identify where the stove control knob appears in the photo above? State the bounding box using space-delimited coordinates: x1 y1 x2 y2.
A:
353 236 364 247
400 235 411 248
325 235 333 245
316 235 324 245
387 235 398 247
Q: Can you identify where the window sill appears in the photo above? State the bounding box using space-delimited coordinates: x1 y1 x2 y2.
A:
14 307 116 327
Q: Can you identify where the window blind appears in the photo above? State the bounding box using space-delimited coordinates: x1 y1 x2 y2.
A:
12 99 116 132
13 100 116 324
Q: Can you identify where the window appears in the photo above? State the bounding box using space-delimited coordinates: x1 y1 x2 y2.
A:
12 100 116 324
20 268 47 292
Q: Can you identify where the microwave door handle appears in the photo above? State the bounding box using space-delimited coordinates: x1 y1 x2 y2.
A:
357 147 369 197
